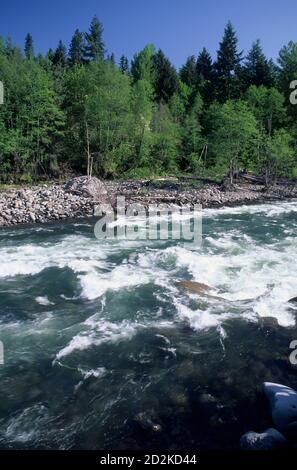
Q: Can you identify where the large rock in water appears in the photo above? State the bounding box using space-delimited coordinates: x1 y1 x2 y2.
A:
263 382 297 433
64 176 109 202
177 281 213 295
240 428 288 450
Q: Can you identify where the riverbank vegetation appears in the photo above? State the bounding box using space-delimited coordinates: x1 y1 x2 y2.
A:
1 17 297 184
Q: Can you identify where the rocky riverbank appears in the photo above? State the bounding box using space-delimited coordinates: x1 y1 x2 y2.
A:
1 176 297 227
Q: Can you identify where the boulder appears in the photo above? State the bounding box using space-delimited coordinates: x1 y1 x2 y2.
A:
263 382 297 432
288 297 297 303
177 280 213 295
240 428 288 450
64 176 108 202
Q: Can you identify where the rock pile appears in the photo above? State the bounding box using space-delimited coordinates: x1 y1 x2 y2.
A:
1 177 297 228
0 177 109 227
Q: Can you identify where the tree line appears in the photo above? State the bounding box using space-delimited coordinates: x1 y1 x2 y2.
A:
1 16 297 184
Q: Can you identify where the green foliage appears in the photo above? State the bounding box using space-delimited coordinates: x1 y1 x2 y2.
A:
245 85 286 135
215 21 243 101
0 19 296 183
84 16 105 61
131 44 156 83
153 49 179 102
119 55 129 74
69 29 85 66
207 100 259 182
242 40 274 89
24 33 34 60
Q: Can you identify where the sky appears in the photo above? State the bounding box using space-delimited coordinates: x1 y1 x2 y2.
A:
0 0 297 68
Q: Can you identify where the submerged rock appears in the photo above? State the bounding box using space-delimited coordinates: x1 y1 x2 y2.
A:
134 411 162 434
177 281 213 295
258 317 279 329
240 428 288 450
288 297 297 303
263 382 297 433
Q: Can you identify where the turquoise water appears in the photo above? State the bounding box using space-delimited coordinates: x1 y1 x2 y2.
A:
0 201 297 449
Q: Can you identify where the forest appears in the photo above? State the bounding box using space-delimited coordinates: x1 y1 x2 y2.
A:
1 16 297 184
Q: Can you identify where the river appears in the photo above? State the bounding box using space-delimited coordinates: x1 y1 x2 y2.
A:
0 200 297 449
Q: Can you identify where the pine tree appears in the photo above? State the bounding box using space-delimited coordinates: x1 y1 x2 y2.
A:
242 40 273 88
69 29 85 66
119 55 129 74
196 47 215 104
85 16 105 61
215 21 242 101
52 40 67 67
153 49 179 102
5 36 17 58
180 56 197 88
24 33 34 60
107 52 116 66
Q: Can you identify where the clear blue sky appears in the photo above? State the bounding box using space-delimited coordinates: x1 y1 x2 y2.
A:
0 0 296 67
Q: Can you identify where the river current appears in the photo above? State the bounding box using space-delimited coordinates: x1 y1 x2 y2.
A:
0 200 297 449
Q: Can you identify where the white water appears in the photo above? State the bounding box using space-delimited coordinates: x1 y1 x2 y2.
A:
1 200 297 363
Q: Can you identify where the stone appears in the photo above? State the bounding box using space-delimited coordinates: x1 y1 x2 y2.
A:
263 382 297 432
64 176 108 202
240 428 288 450
177 280 213 295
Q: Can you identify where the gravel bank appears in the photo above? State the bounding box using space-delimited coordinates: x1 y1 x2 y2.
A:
1 177 297 227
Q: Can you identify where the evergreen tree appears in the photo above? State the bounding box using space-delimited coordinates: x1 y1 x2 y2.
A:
242 40 273 88
278 41 297 121
5 36 20 58
52 40 67 67
153 49 179 102
119 55 129 74
179 55 197 88
46 48 55 63
131 44 155 83
196 47 215 104
107 52 116 66
24 33 34 60
69 29 85 66
85 16 105 61
215 21 243 101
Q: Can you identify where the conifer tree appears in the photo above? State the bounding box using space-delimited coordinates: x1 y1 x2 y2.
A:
242 40 273 88
69 29 85 66
85 16 105 61
52 40 67 67
131 44 155 83
24 33 34 60
215 21 242 101
153 49 179 102
196 47 215 104
119 55 129 74
179 55 197 88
